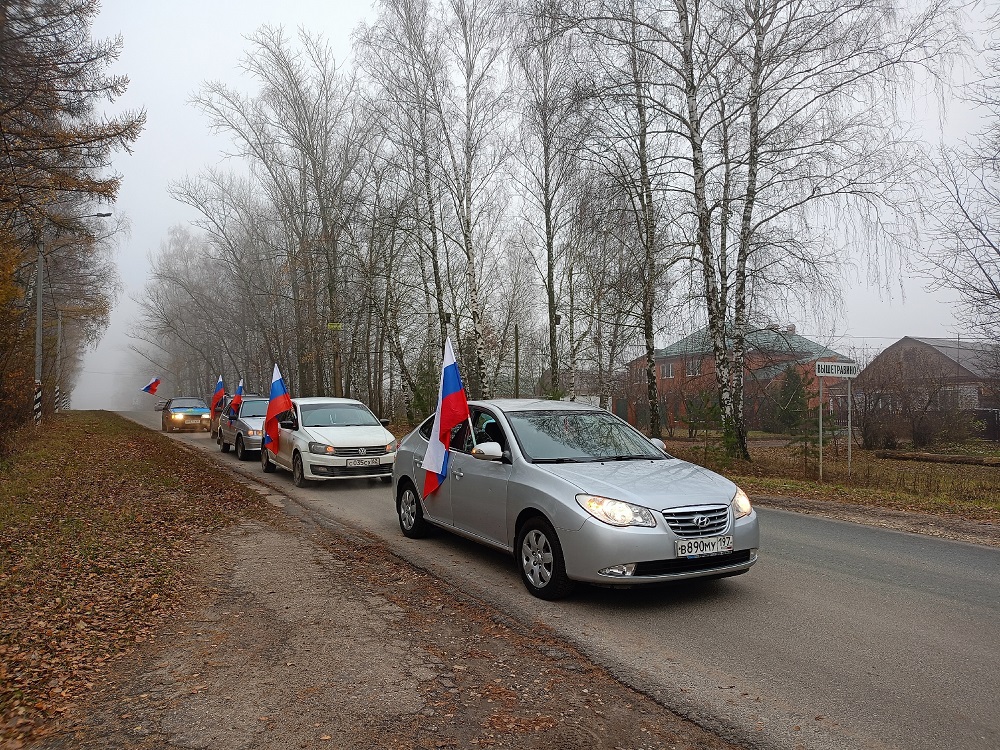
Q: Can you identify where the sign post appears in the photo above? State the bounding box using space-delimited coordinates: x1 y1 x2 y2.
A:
814 361 860 481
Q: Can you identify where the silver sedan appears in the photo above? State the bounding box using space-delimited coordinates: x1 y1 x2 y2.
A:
391 399 759 600
218 397 267 460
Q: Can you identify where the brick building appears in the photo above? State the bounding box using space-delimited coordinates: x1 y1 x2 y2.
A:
623 325 853 434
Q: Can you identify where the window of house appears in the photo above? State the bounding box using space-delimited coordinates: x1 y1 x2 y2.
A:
685 359 702 377
661 363 674 379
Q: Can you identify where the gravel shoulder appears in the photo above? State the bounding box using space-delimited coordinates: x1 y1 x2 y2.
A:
37 493 744 750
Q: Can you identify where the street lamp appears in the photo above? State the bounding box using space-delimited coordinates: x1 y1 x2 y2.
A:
34 212 112 424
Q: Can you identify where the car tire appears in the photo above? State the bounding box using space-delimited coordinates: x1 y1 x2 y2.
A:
235 436 247 461
397 482 429 539
292 452 312 487
220 434 230 453
515 516 574 600
161 421 167 432
261 447 276 473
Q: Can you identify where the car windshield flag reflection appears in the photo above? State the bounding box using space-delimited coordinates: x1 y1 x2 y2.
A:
422 337 470 497
140 377 161 395
263 365 293 456
229 379 244 417
210 375 225 416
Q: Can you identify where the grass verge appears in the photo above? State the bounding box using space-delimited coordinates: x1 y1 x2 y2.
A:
0 411 272 747
666 440 1000 522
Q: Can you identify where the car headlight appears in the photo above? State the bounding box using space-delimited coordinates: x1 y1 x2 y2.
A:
386 439 398 453
201 413 210 419
309 442 337 455
247 429 262 437
171 413 184 420
576 494 656 527
732 488 753 519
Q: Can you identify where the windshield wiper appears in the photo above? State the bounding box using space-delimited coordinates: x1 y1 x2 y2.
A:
601 454 659 461
533 457 595 464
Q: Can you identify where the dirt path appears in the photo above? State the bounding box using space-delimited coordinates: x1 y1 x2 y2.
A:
39 507 745 750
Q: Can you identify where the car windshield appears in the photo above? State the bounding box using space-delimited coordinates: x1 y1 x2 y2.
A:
171 398 207 409
505 409 668 463
239 400 268 418
299 403 381 428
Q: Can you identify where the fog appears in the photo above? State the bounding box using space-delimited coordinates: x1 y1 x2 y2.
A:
73 0 970 411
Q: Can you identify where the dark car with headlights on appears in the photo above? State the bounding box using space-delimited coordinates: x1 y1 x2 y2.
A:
218 397 267 460
391 399 759 600
157 397 211 433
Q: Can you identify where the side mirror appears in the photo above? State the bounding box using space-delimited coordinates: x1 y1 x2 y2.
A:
154 402 165 411
278 419 297 430
471 441 504 461
649 437 666 451
380 418 390 426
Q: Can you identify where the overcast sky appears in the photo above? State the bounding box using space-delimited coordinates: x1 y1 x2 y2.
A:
74 0 969 408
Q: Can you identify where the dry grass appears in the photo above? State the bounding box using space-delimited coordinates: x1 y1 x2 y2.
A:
0 411 273 747
665 436 1000 522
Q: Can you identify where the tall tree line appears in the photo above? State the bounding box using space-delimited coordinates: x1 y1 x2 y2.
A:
1 0 144 445
136 0 966 457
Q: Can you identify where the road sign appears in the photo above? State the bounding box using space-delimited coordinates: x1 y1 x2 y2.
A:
814 360 859 482
815 361 859 378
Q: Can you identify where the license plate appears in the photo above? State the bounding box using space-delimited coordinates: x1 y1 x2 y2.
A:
185 419 200 425
346 457 379 467
676 536 733 557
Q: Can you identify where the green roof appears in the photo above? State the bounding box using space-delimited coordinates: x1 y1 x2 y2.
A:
657 327 846 360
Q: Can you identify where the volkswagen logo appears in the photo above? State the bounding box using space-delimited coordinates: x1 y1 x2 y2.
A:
692 514 710 528
358 448 367 455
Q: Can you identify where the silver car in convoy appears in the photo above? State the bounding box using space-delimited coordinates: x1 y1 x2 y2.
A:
261 397 397 486
217 397 268 460
392 399 759 600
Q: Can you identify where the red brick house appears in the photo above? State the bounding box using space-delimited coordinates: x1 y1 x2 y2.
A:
624 325 853 434
855 337 999 444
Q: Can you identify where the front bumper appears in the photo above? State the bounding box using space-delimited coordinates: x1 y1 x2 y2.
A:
557 511 759 585
305 452 396 480
170 414 211 431
239 432 263 451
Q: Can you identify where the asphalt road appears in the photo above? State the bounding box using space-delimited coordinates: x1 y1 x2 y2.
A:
133 413 1000 750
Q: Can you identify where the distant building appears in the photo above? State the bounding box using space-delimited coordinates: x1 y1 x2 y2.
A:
624 325 852 433
858 337 999 410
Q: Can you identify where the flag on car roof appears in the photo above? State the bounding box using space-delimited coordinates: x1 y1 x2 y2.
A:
422 337 470 497
229 379 244 416
263 365 293 455
210 374 225 416
140 377 161 395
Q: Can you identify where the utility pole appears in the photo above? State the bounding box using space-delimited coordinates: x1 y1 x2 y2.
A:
514 323 520 398
55 310 62 412
34 244 44 425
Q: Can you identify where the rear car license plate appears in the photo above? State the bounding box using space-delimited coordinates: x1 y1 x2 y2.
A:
346 457 379 467
676 535 733 557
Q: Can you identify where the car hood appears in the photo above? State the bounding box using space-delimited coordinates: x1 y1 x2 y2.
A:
538 458 737 510
300 425 394 447
240 417 265 429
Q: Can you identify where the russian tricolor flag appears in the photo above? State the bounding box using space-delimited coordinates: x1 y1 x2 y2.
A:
229 379 244 417
210 375 225 416
140 377 161 395
263 365 293 455
422 337 470 497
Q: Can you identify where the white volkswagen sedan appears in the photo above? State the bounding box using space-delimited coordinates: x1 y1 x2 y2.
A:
392 399 759 599
261 397 397 486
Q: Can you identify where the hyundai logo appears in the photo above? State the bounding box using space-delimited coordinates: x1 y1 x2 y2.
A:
692 514 710 528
